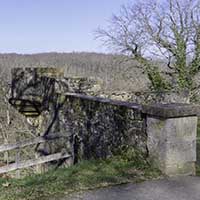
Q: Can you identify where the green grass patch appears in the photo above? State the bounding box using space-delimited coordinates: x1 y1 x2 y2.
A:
0 150 161 200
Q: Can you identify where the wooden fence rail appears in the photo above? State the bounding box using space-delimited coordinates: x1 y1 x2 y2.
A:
0 136 71 175
0 152 71 174
0 136 45 153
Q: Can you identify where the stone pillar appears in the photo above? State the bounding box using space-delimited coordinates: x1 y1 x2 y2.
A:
142 104 200 176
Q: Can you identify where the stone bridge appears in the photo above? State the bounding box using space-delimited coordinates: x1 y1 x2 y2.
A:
9 68 200 176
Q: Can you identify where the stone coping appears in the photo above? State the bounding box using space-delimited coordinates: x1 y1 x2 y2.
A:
65 93 200 118
142 103 200 118
64 93 142 110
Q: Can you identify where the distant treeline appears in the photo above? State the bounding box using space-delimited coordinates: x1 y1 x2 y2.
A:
0 52 149 92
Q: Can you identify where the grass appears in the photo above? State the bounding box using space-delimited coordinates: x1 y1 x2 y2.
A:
0 150 161 200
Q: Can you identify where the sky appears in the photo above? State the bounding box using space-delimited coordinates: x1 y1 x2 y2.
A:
0 0 131 54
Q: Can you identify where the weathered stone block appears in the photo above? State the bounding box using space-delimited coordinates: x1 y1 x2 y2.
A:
164 117 197 139
147 116 197 176
165 139 196 163
164 162 196 176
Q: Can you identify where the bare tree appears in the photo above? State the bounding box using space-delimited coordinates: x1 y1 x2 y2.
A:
96 0 200 92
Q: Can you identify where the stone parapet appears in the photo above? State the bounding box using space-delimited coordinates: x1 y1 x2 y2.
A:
144 103 199 176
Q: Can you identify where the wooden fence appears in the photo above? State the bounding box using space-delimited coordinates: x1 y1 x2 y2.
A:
0 136 71 175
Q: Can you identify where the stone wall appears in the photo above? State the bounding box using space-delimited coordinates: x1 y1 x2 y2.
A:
9 68 200 176
40 94 147 162
10 68 147 164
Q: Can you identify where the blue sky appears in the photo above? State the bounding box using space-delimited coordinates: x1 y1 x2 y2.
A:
0 0 130 54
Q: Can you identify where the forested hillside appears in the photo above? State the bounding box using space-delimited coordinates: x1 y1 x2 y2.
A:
0 52 149 92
